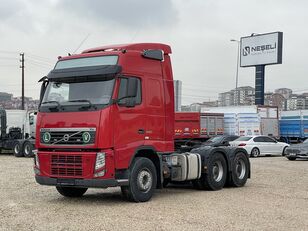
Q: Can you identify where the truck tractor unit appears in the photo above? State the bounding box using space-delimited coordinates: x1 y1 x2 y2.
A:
0 108 36 157
34 43 250 202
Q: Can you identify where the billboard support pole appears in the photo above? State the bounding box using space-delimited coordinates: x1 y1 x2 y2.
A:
255 65 265 105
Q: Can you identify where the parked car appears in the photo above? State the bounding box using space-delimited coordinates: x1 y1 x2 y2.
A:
284 139 308 160
229 136 289 157
200 135 240 147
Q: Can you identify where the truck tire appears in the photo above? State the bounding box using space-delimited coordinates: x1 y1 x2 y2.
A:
193 152 227 191
13 141 23 157
23 141 34 157
56 186 88 197
250 148 260 158
227 152 249 187
121 157 157 202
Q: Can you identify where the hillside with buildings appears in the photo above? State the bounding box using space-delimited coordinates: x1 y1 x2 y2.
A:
181 87 308 112
0 92 39 110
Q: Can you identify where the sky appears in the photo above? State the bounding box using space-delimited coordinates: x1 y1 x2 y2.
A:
0 0 307 105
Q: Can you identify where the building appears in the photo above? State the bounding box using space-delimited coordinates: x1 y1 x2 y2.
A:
275 88 292 100
0 92 39 110
0 92 13 102
174 80 182 111
218 91 234 106
285 94 308 110
219 86 255 106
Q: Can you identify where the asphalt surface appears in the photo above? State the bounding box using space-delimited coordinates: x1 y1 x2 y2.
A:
0 154 307 231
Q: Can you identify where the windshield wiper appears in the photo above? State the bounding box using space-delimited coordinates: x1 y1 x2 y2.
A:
41 101 61 110
67 99 93 109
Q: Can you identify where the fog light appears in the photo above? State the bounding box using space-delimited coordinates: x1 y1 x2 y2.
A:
95 152 105 171
94 170 105 177
33 167 40 175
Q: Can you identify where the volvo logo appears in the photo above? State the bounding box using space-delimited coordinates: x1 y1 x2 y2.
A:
82 132 91 143
42 132 51 143
63 134 70 142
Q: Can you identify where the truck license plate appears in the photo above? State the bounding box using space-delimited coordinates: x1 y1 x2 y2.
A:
57 178 76 186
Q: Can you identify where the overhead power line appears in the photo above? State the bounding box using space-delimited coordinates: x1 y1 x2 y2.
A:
27 53 55 63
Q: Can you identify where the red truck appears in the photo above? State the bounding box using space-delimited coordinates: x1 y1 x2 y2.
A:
34 43 250 202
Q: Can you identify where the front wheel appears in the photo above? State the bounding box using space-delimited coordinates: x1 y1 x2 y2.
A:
193 152 227 191
121 157 157 202
282 147 288 156
228 152 250 187
56 186 88 197
287 156 296 161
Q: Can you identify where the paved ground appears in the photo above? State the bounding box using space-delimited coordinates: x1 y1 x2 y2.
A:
0 154 307 231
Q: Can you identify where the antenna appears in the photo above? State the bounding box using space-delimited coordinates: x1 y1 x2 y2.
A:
72 33 91 54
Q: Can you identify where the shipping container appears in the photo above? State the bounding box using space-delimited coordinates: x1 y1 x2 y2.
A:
279 110 308 142
201 106 279 137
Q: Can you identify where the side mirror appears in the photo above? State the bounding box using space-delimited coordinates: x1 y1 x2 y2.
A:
222 141 229 146
38 76 49 107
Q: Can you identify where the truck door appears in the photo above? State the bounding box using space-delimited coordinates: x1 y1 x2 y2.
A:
145 78 165 146
113 77 145 169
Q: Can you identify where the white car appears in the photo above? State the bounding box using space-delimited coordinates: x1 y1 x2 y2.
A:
229 136 289 157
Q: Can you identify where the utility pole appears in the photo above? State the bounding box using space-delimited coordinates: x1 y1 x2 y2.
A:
20 53 25 110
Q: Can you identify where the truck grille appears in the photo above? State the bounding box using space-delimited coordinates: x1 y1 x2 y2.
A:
51 154 83 177
40 128 95 145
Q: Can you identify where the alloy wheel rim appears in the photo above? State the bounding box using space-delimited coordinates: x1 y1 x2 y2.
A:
212 161 223 182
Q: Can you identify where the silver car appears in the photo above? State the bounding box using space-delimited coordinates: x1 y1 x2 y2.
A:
284 139 308 160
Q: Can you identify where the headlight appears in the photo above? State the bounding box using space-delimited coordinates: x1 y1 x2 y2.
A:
95 152 105 171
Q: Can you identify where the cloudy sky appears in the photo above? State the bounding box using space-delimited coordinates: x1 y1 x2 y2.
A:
0 0 307 104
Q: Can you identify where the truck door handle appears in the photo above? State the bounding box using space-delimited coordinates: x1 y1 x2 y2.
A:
138 129 145 134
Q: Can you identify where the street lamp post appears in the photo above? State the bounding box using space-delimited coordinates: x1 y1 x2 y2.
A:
230 39 240 106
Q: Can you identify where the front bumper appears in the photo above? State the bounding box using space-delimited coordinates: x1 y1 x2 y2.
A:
285 153 308 159
35 175 129 188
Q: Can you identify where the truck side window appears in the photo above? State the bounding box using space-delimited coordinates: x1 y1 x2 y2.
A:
118 77 141 105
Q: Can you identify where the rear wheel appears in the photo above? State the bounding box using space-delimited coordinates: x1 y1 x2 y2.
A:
23 141 34 157
121 157 157 202
228 152 250 187
193 153 227 191
56 186 88 197
251 148 260 158
13 141 23 157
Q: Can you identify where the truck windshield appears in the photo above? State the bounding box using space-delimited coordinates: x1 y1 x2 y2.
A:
55 55 118 69
42 79 115 106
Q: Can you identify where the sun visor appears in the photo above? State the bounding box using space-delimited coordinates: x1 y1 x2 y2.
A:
47 65 122 82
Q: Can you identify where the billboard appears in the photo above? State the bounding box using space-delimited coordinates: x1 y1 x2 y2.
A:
240 32 283 67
